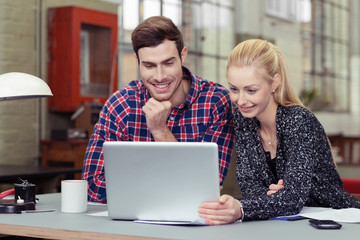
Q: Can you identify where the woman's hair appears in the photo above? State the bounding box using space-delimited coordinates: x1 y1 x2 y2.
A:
227 39 304 107
131 16 184 60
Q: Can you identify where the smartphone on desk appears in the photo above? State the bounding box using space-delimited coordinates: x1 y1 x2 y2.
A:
309 219 342 229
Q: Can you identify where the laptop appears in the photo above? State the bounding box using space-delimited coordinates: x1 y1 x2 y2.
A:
103 141 220 224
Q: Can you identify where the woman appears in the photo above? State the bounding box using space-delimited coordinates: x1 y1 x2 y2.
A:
198 39 360 224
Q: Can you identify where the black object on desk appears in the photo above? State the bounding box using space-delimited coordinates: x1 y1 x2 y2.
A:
0 178 37 213
14 179 37 203
309 219 342 229
0 199 35 213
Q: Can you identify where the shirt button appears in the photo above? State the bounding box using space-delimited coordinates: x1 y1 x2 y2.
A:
170 116 174 121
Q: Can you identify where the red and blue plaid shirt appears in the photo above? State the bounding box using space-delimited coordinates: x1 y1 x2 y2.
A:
82 67 234 203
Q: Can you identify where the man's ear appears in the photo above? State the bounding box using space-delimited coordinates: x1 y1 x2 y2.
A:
135 53 140 65
181 47 188 63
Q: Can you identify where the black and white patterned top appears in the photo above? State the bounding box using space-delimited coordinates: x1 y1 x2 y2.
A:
233 105 360 221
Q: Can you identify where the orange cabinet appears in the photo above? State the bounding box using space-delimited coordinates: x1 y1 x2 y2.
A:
48 6 118 112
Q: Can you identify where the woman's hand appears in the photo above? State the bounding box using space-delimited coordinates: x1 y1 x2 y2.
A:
198 194 242 225
267 179 284 195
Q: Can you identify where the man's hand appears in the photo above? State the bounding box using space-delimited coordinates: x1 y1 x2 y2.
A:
267 179 284 195
142 98 176 141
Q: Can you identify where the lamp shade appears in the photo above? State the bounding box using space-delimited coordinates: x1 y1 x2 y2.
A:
0 72 53 101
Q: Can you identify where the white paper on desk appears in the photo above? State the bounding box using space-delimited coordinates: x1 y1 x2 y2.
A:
299 207 360 223
88 211 109 217
297 206 330 214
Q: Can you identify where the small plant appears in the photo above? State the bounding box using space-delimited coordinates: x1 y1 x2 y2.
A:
299 88 319 107
299 88 331 111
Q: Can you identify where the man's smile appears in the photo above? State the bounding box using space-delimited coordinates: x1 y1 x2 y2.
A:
154 83 170 89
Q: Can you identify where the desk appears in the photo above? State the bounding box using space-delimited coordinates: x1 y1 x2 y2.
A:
0 194 358 240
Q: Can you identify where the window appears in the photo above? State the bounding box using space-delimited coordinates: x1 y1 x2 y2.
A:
266 0 312 22
302 0 350 112
266 0 297 20
116 0 235 88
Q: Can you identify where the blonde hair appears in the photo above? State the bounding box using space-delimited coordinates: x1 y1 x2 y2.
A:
227 39 304 107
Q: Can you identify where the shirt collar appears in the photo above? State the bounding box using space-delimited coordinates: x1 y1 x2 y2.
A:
177 66 200 109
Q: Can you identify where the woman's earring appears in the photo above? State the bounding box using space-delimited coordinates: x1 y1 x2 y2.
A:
272 89 275 93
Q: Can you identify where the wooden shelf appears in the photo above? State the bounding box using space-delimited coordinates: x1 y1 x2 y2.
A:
40 140 88 179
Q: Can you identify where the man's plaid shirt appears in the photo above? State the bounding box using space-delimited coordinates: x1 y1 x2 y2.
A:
82 67 234 203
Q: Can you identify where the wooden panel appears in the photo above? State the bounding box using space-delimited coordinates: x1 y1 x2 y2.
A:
40 140 88 179
328 134 360 165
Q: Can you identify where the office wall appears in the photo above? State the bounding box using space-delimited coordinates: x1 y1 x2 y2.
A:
0 0 117 166
0 0 39 165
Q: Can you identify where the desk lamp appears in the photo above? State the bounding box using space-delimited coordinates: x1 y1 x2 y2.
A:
0 72 53 100
0 72 53 213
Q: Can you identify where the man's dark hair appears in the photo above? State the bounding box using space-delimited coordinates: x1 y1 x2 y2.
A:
131 16 184 60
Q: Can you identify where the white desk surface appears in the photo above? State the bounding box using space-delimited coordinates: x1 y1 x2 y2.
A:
0 193 358 240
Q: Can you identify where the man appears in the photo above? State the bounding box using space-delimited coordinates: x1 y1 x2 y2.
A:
82 16 233 203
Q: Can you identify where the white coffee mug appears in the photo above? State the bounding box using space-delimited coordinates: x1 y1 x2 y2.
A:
61 180 88 213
